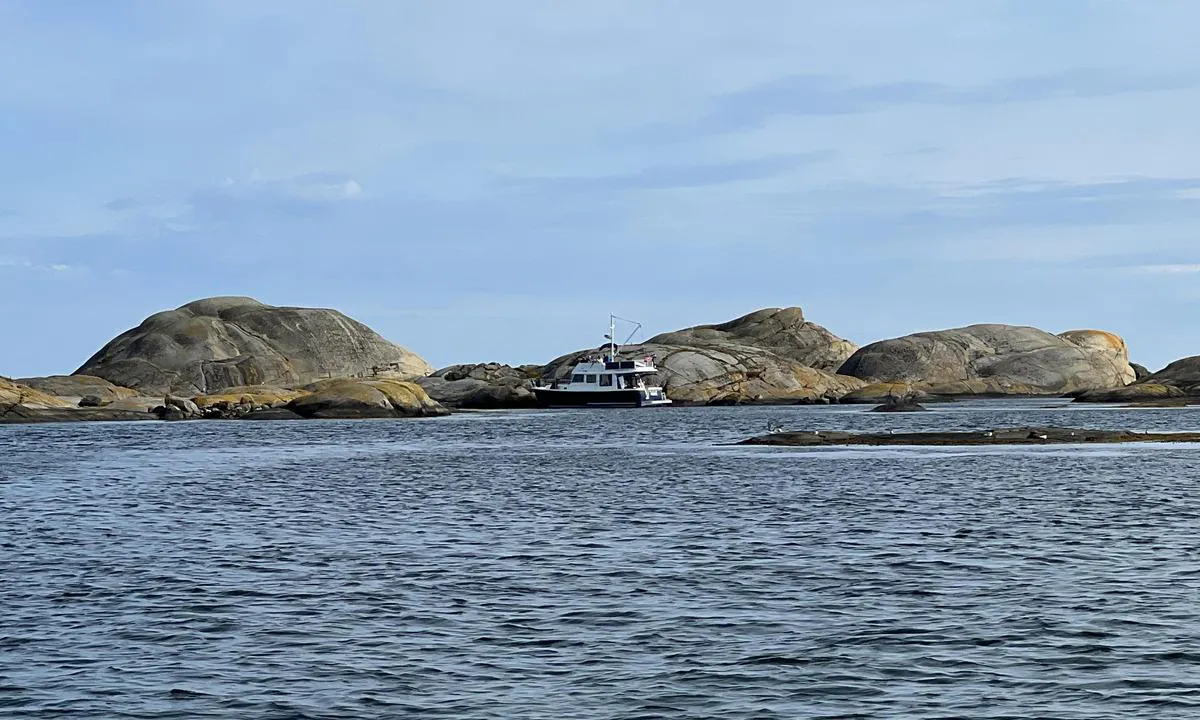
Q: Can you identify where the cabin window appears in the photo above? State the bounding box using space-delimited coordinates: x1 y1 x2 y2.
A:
599 374 613 387
585 374 598 383
572 374 584 383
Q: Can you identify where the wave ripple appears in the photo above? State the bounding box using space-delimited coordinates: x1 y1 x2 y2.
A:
4 404 1200 718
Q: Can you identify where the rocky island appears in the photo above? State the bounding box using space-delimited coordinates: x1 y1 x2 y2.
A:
739 427 1200 447
838 325 1136 402
1072 356 1200 405
2 295 1196 424
3 297 445 423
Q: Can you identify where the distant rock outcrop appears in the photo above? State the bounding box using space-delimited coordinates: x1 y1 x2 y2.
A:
16 375 139 404
1138 356 1200 393
646 307 857 372
838 325 1135 397
543 307 865 405
287 379 449 419
416 363 539 409
1075 355 1200 403
1072 383 1186 404
152 396 204 421
870 398 927 412
75 297 432 396
193 386 309 419
1 377 74 412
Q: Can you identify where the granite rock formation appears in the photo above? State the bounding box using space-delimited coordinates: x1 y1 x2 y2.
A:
416 363 539 409
16 375 140 405
192 386 309 418
645 307 857 372
0 377 74 412
76 296 432 396
543 308 865 404
287 379 449 419
838 325 1135 398
152 396 204 421
1074 355 1200 403
0 377 156 423
1137 356 1200 393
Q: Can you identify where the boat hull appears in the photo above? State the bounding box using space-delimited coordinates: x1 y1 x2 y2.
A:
532 388 670 408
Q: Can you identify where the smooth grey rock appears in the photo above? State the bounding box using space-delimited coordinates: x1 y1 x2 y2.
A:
0 377 74 411
286 379 449 419
16 374 138 403
870 399 928 412
433 363 539 384
838 325 1135 396
417 376 538 409
646 307 857 372
76 296 432 396
1073 383 1186 403
417 363 539 409
1141 356 1200 394
152 395 203 420
1077 355 1200 403
165 395 202 417
240 407 306 421
0 407 157 424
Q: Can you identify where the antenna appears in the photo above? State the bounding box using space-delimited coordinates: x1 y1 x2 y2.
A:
609 314 643 352
609 314 616 361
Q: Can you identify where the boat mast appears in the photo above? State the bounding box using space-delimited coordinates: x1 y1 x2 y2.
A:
609 313 616 360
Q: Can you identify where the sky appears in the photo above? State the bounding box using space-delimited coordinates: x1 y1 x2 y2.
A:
3 1 1200 376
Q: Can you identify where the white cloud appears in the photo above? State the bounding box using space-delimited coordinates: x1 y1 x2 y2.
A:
0 256 81 272
215 172 364 203
1129 263 1200 275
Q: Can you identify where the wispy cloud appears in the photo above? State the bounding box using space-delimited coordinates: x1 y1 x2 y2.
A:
702 69 1196 131
185 171 363 220
88 171 366 235
1127 263 1200 275
0 256 80 272
506 151 836 193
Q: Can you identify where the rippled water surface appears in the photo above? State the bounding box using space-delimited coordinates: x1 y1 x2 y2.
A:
6 400 1200 718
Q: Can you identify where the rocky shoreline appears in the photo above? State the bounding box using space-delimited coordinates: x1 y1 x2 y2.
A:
5 295 1200 425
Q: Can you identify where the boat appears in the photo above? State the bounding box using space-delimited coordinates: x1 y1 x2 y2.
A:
533 315 672 408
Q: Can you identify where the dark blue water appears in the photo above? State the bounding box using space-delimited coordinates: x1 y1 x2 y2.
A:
5 400 1200 718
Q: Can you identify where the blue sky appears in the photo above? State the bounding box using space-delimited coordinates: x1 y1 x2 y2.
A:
3 1 1200 376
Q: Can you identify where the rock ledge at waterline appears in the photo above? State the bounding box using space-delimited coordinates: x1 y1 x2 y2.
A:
739 427 1200 447
1074 355 1200 404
